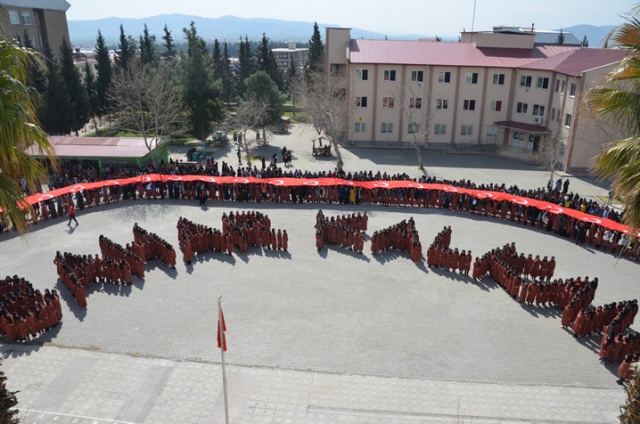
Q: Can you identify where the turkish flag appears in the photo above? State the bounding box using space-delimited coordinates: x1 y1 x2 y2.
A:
217 310 227 351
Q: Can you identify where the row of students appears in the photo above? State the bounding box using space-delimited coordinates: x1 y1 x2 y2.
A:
371 219 422 263
132 223 177 268
0 276 62 342
98 236 145 278
573 301 638 338
315 210 366 253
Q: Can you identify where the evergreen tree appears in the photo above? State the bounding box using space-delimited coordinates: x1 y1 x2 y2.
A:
22 30 46 93
95 30 113 118
581 35 589 47
222 41 235 102
162 24 176 60
212 38 223 79
307 22 324 74
556 29 566 45
139 24 157 66
256 33 283 90
181 23 223 139
244 70 285 127
40 42 71 134
285 56 297 96
115 24 134 71
237 36 254 97
59 37 90 134
83 61 99 132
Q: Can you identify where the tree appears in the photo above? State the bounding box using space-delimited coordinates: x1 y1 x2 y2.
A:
256 33 283 90
307 22 324 76
221 41 235 103
110 60 186 164
83 61 99 133
587 7 640 231
59 37 90 135
556 29 565 45
161 24 176 60
0 359 19 424
94 30 113 121
181 24 223 140
234 97 270 165
295 69 348 169
115 24 135 71
392 80 435 170
39 42 70 135
0 38 58 233
237 36 254 97
581 35 589 47
244 71 285 130
139 24 157 66
620 369 640 423
212 38 223 79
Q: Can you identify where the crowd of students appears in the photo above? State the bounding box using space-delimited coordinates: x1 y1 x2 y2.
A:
371 218 422 263
425 227 472 275
132 224 177 268
314 210 367 253
0 276 62 342
98 236 145 279
573 300 638 338
177 217 229 264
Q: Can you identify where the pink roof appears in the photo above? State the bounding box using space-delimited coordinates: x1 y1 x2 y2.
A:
349 40 623 75
25 136 157 158
522 48 626 77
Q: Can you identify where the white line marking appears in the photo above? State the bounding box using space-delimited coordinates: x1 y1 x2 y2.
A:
21 409 140 424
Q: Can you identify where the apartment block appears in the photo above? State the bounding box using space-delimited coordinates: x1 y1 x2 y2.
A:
272 41 309 74
326 27 626 172
0 0 71 60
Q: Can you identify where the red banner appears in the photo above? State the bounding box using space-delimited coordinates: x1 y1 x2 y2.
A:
15 174 634 236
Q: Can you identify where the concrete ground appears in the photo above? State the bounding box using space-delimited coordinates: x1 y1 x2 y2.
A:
0 124 634 424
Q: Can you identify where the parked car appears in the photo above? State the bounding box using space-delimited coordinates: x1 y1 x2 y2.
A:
212 131 230 142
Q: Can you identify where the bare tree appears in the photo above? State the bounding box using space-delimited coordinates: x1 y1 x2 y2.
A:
109 60 186 164
391 79 435 171
294 69 348 170
536 121 564 189
233 97 270 166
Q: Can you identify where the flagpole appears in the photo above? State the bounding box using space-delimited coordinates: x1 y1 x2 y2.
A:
218 295 229 424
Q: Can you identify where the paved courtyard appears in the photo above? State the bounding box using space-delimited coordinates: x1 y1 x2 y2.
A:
0 125 635 423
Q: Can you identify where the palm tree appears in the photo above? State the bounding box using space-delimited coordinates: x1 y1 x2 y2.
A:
0 38 57 233
587 7 640 232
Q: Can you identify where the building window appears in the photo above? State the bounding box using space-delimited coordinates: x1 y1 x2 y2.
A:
492 73 505 85
34 13 39 25
466 72 479 84
355 96 368 107
9 10 19 25
486 125 499 137
408 122 420 134
555 80 566 93
463 100 476 111
490 100 502 112
520 75 532 87
564 113 572 128
434 124 446 135
513 131 525 141
436 98 448 110
356 69 368 81
438 71 451 83
22 12 31 25
516 102 528 114
409 97 422 109
354 122 366 133
30 35 35 46
536 77 549 89
460 125 473 136
570 82 577 97
37 35 43 47
381 123 394 134
411 70 424 82
382 97 395 108
383 70 396 81
532 104 545 116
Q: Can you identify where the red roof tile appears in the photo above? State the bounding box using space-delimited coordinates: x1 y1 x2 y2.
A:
25 136 157 158
348 40 624 76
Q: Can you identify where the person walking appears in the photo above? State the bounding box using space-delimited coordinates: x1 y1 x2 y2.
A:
66 202 78 226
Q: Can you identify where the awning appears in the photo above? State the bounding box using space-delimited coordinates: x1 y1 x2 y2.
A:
494 120 548 133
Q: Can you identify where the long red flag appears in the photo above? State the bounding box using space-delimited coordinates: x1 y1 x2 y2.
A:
217 309 227 351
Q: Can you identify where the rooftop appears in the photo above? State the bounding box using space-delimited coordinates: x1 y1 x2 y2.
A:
25 136 158 159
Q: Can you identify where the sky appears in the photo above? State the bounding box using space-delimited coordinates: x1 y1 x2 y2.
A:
66 0 633 36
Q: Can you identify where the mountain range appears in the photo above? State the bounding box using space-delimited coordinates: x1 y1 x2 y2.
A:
67 14 614 49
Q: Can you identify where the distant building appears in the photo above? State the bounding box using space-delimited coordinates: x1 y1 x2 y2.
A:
491 25 582 46
0 0 71 59
272 42 309 73
326 27 626 173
